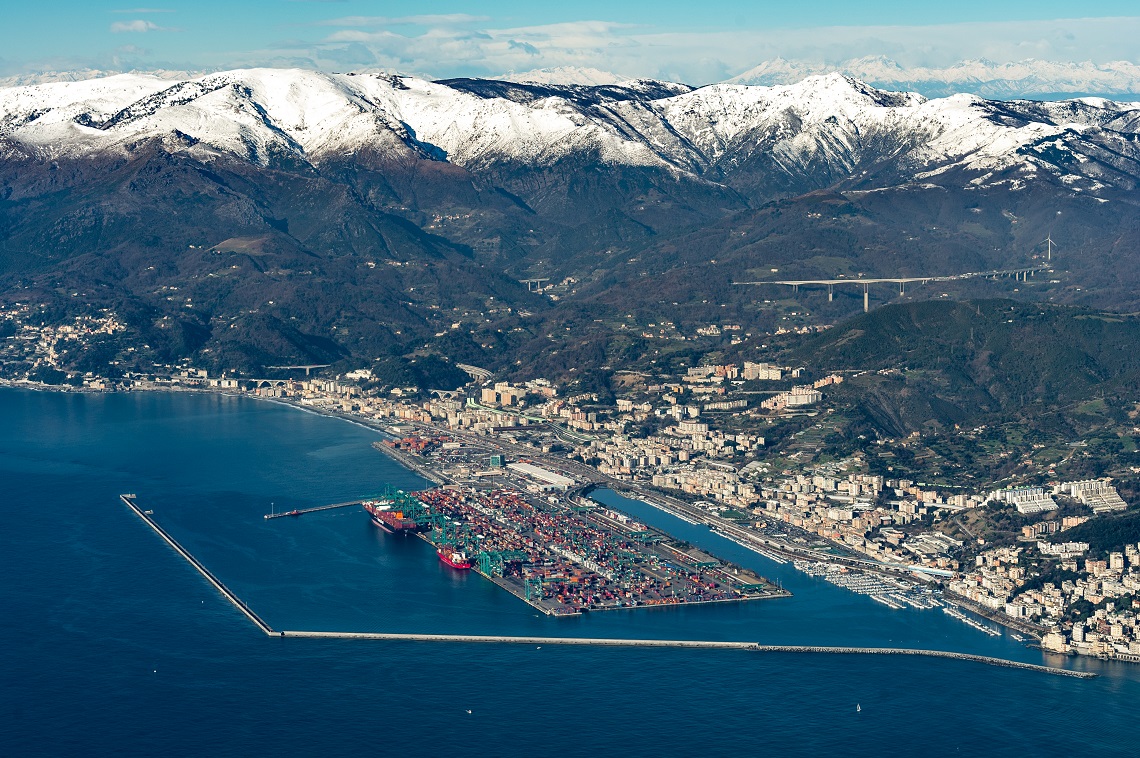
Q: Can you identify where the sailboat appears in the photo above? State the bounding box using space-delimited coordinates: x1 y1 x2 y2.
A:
856 704 861 713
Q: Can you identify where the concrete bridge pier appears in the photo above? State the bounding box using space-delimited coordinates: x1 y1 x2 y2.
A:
863 283 870 313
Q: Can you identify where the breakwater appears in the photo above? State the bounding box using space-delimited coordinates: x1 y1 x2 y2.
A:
118 494 1094 679
276 631 1094 678
119 495 274 635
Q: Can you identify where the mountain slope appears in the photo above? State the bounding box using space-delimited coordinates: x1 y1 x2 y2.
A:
2 68 1140 374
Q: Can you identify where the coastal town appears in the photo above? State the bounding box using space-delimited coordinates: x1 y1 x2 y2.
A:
4 304 1140 661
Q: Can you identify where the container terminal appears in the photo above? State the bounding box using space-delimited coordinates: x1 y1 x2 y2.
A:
363 485 789 616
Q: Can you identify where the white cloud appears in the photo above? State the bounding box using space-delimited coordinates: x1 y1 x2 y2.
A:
316 14 490 27
110 20 167 33
304 15 1140 84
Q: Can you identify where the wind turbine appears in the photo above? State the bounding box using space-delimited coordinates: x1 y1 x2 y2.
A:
1044 233 1056 263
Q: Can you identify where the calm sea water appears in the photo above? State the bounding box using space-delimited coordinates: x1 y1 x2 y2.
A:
2 387 1138 756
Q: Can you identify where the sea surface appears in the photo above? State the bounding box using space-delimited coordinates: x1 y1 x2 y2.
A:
2 387 1138 756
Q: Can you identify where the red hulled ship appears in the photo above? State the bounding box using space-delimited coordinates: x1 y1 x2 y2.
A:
438 547 472 570
362 500 418 534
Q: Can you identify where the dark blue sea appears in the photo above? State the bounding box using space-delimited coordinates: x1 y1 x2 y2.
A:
2 388 1138 756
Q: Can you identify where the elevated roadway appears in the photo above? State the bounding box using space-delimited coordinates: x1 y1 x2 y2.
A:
735 265 1051 311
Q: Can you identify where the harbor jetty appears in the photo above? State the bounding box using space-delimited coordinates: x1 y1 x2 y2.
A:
264 500 361 520
118 494 1096 680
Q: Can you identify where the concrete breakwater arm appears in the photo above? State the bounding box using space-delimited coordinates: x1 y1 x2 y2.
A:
277 631 1095 679
119 495 274 636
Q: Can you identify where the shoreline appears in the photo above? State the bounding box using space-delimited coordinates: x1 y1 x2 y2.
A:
0 382 1088 662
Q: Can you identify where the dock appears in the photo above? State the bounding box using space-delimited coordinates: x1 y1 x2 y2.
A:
117 494 1097 680
264 500 361 520
412 487 790 616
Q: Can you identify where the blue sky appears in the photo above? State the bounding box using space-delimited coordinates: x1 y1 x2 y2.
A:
2 2 1138 81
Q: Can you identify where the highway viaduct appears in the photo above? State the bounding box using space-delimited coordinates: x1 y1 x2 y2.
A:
735 265 1051 312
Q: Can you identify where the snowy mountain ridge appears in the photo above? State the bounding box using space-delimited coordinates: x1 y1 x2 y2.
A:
2 67 1139 196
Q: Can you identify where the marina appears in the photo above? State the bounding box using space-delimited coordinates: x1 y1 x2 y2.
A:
943 605 1004 637
794 560 944 610
791 545 1013 639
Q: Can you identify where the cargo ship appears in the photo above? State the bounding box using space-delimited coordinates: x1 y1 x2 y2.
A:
362 500 418 534
438 547 472 570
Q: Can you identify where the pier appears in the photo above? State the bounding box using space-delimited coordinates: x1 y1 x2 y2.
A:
118 494 1096 680
264 500 361 520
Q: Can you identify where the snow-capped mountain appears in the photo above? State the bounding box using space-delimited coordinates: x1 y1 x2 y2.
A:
4 67 1140 372
729 57 1140 99
2 67 1138 197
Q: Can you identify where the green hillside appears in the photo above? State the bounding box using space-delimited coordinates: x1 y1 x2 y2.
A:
792 299 1140 413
